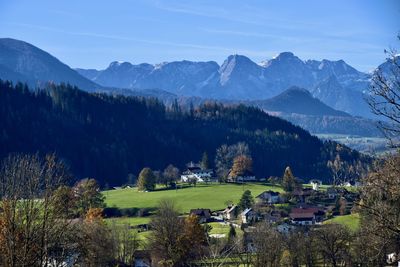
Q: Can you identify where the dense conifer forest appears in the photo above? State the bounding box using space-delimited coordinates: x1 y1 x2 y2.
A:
0 80 368 185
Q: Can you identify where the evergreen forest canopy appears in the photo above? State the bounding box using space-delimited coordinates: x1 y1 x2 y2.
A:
0 80 369 186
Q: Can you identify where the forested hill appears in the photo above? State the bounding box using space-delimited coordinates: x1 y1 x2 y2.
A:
0 80 367 185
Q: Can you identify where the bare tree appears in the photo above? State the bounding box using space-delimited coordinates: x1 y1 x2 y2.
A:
148 199 208 266
357 154 400 263
313 224 352 267
109 222 140 266
368 40 400 147
250 222 284 267
0 153 74 267
148 199 185 266
283 229 318 267
162 164 180 187
201 226 244 267
77 213 116 267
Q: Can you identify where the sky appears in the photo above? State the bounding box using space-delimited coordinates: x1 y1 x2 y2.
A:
0 0 399 72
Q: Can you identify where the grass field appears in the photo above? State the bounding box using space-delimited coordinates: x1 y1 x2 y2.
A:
106 216 151 226
103 183 282 214
208 222 231 236
324 213 360 232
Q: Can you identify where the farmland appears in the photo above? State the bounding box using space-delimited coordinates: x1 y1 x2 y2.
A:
103 182 283 214
324 213 360 232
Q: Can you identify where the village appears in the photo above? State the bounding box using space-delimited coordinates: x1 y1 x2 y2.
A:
105 161 363 266
180 162 358 235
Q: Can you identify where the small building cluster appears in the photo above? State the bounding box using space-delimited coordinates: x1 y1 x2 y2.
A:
181 180 361 248
180 162 214 183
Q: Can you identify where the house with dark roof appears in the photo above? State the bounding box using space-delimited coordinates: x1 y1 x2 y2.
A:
264 210 282 223
190 208 212 223
241 208 256 224
289 206 325 225
256 190 281 204
292 188 315 202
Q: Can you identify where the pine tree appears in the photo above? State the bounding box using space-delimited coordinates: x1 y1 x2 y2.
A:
282 166 296 192
238 190 254 211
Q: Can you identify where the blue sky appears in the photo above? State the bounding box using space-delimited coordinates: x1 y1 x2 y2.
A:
0 0 399 71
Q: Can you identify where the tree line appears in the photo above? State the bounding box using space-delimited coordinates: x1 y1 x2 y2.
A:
0 80 369 186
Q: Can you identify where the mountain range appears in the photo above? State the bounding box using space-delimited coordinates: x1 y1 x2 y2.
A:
75 51 372 117
0 38 383 137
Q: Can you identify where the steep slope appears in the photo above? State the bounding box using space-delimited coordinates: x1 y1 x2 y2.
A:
0 64 32 84
311 75 370 117
306 59 369 87
216 54 267 99
0 38 100 91
250 86 350 117
262 52 314 95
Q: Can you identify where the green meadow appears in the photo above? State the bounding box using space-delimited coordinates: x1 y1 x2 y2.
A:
103 183 283 214
324 213 360 232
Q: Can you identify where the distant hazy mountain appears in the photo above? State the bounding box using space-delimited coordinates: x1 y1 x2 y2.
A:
311 75 371 117
76 51 372 117
0 38 100 91
249 86 350 117
245 87 380 137
374 54 400 81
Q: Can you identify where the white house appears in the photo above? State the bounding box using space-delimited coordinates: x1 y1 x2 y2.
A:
180 165 213 183
241 208 256 224
387 252 400 266
223 205 237 220
309 179 322 191
341 181 352 187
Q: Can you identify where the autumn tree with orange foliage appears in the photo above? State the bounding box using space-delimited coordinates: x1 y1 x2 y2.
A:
230 155 253 178
181 214 208 260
